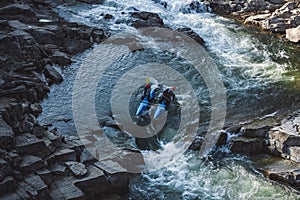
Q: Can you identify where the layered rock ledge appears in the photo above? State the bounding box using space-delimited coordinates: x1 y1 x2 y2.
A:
206 0 300 43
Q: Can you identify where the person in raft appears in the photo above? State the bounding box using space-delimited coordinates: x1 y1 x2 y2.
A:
158 86 176 110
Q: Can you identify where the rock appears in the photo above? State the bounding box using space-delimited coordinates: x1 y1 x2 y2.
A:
74 165 110 199
288 146 300 162
35 168 53 186
189 136 204 151
19 155 44 173
176 27 205 46
18 119 34 133
46 148 76 164
15 133 51 158
244 13 271 27
80 147 98 164
254 155 300 189
0 192 22 200
5 151 22 168
50 178 86 200
267 119 300 162
241 125 272 138
0 116 14 150
32 125 46 138
216 131 228 147
0 176 17 196
44 130 62 148
0 4 36 22
229 137 265 155
20 175 50 199
267 0 285 4
49 164 66 178
28 103 43 117
286 25 300 43
130 12 164 28
0 159 11 182
65 161 88 178
43 65 63 85
180 1 209 14
51 51 72 66
15 187 31 200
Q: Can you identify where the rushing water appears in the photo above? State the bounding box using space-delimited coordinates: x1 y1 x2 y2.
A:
38 0 300 199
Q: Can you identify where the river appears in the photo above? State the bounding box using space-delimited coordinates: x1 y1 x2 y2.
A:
38 0 300 199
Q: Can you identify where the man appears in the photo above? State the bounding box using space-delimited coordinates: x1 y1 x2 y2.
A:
158 86 176 110
141 83 151 102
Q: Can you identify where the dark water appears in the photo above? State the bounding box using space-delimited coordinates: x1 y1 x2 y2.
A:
38 0 300 199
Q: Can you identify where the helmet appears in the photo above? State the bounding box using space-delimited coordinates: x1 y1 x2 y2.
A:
146 84 151 88
171 86 176 91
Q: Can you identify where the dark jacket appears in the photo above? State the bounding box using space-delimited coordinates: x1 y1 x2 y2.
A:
159 88 175 105
141 85 151 101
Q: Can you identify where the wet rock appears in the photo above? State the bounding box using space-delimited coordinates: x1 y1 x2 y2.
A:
35 168 53 186
46 148 76 165
15 133 51 158
130 11 164 28
241 125 272 138
44 130 62 148
189 136 204 151
216 131 228 147
20 175 50 199
229 137 265 155
0 4 36 22
74 165 111 198
28 103 42 117
176 27 205 46
0 191 22 200
80 147 98 164
286 25 300 43
5 151 22 168
254 155 300 189
18 155 44 173
65 161 88 178
51 51 72 66
94 160 129 190
32 125 46 138
267 112 300 162
49 164 66 178
50 178 86 200
43 65 63 85
208 0 232 15
0 159 11 182
0 117 14 150
180 1 209 14
0 176 17 196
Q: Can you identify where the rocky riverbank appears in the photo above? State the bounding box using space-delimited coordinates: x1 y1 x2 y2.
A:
0 0 135 199
205 0 300 43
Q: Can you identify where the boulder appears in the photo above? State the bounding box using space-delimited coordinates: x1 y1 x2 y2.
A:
15 133 51 158
286 25 300 43
130 12 164 28
0 176 17 196
80 147 98 164
44 130 62 148
50 178 86 200
229 137 265 155
176 27 205 46
19 175 50 199
44 65 63 85
51 51 72 66
74 165 110 198
35 168 53 186
0 159 11 182
46 148 76 164
65 161 88 178
180 1 209 14
18 155 44 173
0 117 14 150
28 103 43 117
